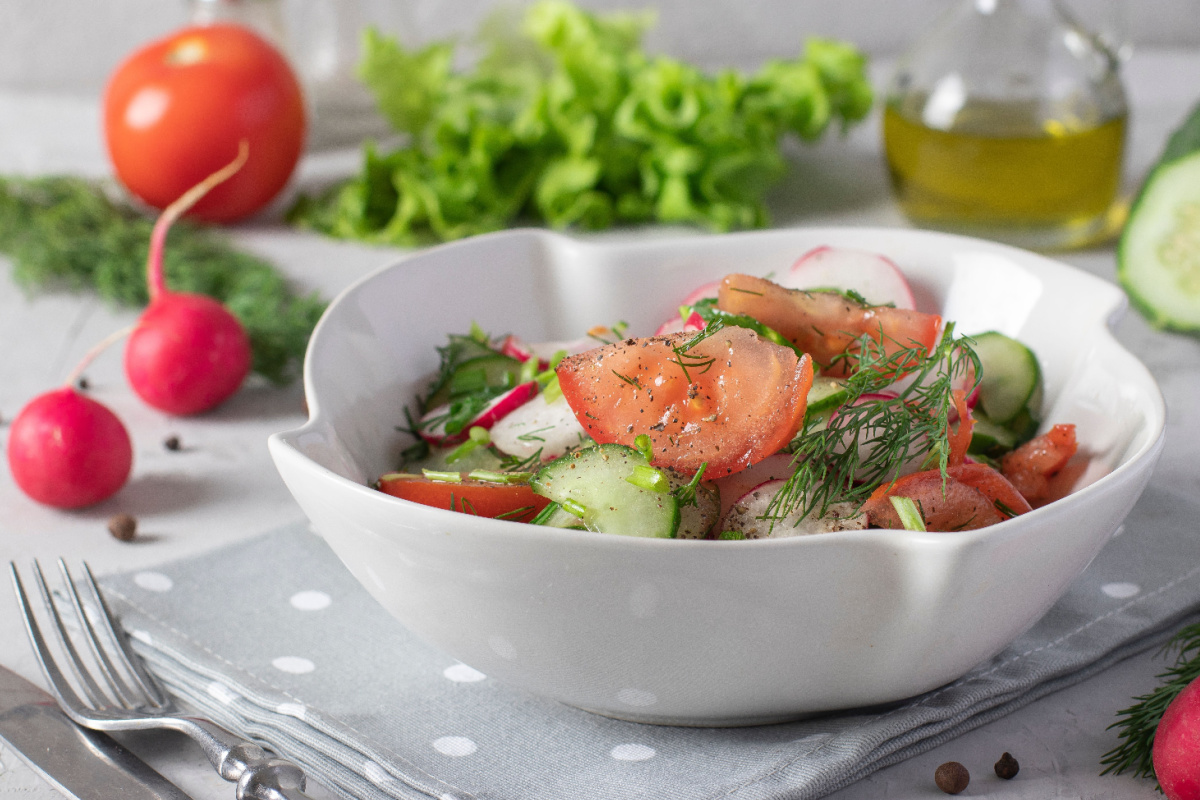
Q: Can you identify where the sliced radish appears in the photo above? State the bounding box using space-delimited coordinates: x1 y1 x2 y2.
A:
714 452 795 519
489 390 589 463
680 280 721 307
501 335 597 369
720 479 866 539
420 381 539 446
653 310 706 336
779 246 917 310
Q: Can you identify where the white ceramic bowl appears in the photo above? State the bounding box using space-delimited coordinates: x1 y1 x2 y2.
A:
269 227 1164 726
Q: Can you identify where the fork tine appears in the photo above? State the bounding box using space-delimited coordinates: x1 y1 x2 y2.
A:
56 560 141 709
27 560 113 710
77 561 167 708
9 563 92 718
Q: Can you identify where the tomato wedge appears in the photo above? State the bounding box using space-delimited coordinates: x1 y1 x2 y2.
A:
377 474 550 522
1001 423 1078 505
556 328 813 477
863 462 1030 531
717 273 942 377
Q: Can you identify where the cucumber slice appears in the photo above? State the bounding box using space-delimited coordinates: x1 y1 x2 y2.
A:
971 331 1042 425
425 353 524 409
530 501 586 529
531 444 680 538
968 415 1018 458
1119 150 1200 331
805 376 850 418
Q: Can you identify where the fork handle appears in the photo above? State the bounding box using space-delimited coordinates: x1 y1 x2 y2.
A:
178 718 315 800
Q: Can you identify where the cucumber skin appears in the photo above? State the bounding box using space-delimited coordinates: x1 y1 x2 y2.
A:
1118 100 1200 333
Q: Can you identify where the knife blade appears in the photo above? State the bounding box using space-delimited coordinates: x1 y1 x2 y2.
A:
0 663 191 800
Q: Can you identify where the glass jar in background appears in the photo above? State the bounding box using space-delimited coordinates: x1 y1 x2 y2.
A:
188 0 411 152
882 0 1129 250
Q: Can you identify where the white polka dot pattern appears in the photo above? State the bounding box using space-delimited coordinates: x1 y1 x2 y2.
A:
433 736 477 757
133 571 173 592
487 635 517 660
276 703 306 719
272 656 315 674
289 590 332 611
611 743 656 761
207 681 239 705
443 664 487 683
1102 582 1141 599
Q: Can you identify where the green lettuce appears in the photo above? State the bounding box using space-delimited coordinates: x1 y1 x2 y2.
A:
288 0 873 244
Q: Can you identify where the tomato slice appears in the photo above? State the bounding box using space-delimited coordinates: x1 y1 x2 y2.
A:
376 475 550 522
556 327 813 477
863 469 1003 531
716 273 942 377
1001 423 1078 505
863 461 1031 531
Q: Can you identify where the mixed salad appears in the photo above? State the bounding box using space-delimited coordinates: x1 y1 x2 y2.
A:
375 246 1081 538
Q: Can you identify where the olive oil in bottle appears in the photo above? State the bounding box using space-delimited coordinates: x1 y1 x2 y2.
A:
883 99 1126 248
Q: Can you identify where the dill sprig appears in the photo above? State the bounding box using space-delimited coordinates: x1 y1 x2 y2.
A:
0 175 325 385
1101 621 1200 784
766 323 978 522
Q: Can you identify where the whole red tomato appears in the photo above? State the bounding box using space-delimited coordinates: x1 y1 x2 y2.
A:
103 24 306 222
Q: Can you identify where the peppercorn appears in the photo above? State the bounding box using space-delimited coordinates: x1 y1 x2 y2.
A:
76 376 90 391
994 751 1019 780
107 513 137 542
934 761 970 794
163 434 182 451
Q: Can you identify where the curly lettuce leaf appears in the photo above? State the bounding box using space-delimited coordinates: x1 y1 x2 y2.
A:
288 0 873 243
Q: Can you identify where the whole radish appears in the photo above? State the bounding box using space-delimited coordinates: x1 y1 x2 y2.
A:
7 333 134 509
1154 674 1200 800
124 144 253 415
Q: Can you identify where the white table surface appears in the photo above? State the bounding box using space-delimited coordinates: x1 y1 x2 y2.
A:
2 50 1199 800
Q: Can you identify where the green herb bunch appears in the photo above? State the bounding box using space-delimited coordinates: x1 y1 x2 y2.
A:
288 0 873 244
767 325 979 522
0 175 325 384
1101 621 1200 785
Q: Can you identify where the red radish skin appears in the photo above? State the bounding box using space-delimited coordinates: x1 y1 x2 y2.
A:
419 381 540 446
1154 675 1200 800
782 246 917 309
124 144 253 416
7 388 133 509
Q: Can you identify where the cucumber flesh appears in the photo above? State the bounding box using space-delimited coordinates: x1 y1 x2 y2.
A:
425 353 524 409
531 444 680 538
805 376 850 418
1119 150 1200 331
968 416 1018 458
971 331 1042 425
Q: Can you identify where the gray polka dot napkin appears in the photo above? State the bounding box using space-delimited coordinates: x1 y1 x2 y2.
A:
101 483 1200 800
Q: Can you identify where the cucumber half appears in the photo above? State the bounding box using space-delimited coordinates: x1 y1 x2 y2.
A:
531 444 680 538
971 331 1042 425
1119 150 1200 331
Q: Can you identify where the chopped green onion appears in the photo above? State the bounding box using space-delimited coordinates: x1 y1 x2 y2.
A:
542 374 563 404
547 349 568 370
633 434 654 461
529 502 562 525
422 469 463 483
445 426 492 464
561 498 588 518
717 530 746 540
377 472 421 482
890 496 927 531
469 321 489 344
625 464 668 493
467 469 533 484
519 357 538 383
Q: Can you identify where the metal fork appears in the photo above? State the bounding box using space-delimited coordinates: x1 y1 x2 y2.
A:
10 560 315 800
